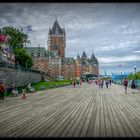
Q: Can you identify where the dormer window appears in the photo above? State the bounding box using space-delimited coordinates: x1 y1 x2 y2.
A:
55 27 59 35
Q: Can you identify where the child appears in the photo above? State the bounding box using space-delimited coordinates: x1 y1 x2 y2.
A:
21 89 26 100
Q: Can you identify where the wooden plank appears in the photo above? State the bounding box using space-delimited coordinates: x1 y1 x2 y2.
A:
103 95 112 137
79 95 96 137
32 91 90 137
86 93 98 137
113 94 140 136
66 94 93 137
52 95 91 137
93 93 100 137
108 95 131 137
104 95 120 137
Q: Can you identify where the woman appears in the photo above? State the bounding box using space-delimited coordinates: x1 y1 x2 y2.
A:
131 80 136 94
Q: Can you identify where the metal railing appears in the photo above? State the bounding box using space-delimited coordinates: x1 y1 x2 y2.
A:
0 60 41 74
114 79 140 89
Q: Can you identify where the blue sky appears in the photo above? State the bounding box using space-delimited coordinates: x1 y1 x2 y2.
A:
0 3 140 75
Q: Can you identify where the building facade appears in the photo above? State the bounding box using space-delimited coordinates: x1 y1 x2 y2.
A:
26 19 99 80
48 19 66 58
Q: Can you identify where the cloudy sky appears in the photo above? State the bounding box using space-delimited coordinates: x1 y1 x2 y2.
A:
0 3 140 75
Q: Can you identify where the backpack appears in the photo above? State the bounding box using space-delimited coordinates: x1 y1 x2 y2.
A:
124 80 128 86
0 84 4 92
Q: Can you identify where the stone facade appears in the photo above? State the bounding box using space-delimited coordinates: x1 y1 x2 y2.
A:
26 19 99 80
48 19 66 58
0 68 41 88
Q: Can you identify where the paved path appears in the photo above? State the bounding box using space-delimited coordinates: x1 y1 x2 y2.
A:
0 83 140 137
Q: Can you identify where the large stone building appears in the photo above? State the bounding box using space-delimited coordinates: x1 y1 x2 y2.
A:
48 19 66 58
26 19 99 80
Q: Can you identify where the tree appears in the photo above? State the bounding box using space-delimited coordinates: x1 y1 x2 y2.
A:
127 71 140 80
2 26 29 50
1 26 33 68
15 48 33 68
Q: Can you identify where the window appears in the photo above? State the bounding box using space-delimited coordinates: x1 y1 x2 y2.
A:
55 27 59 35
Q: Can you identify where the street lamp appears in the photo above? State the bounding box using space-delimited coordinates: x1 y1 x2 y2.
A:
134 66 137 87
134 66 136 75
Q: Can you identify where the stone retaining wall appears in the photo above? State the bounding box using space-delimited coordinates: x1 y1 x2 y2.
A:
0 68 42 88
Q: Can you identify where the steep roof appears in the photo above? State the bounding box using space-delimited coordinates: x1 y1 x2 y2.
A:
50 19 64 35
62 57 75 64
25 47 55 58
76 54 80 60
81 51 87 59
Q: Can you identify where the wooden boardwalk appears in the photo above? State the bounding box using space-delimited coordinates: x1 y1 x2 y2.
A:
0 82 140 137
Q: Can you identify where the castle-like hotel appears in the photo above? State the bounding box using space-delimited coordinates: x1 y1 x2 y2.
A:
26 19 99 79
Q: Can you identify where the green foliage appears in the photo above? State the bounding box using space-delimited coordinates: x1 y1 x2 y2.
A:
127 71 140 80
2 26 33 68
2 26 29 50
31 80 72 91
15 48 33 68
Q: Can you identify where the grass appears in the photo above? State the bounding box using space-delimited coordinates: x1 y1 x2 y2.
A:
30 79 72 91
4 80 72 97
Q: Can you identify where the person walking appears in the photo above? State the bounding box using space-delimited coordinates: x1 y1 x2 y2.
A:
131 80 136 94
101 80 104 88
105 80 109 88
0 81 5 100
73 80 76 88
109 79 112 86
123 78 128 94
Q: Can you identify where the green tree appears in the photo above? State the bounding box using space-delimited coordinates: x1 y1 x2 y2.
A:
2 26 29 50
1 26 33 68
15 48 33 68
127 71 140 80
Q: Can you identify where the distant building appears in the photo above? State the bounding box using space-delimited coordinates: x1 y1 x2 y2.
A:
48 18 66 58
26 19 99 80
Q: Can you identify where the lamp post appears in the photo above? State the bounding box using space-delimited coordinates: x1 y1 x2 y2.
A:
134 66 136 75
134 66 137 87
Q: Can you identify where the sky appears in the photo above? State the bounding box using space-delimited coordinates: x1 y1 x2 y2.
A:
0 3 140 75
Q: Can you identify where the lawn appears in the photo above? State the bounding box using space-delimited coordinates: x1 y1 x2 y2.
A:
4 80 72 97
31 79 72 91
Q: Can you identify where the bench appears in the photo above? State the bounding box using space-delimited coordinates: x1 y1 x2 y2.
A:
49 85 55 88
40 85 46 90
27 86 35 93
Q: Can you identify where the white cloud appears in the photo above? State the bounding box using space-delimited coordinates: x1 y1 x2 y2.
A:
0 3 140 75
99 55 140 64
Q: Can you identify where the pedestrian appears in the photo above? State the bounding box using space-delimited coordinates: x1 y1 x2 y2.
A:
98 79 102 89
101 80 104 88
80 80 82 86
0 81 5 100
10 84 18 97
131 80 136 94
105 80 109 88
21 89 26 100
109 79 112 86
123 78 128 94
73 80 76 88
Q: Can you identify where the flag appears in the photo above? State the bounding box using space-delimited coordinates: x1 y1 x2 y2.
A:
26 25 33 32
0 34 8 43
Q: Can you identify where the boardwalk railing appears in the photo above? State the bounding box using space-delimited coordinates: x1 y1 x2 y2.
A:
115 79 140 89
0 60 40 74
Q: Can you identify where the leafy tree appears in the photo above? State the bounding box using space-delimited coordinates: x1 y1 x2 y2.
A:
1 26 33 68
15 48 33 68
2 26 29 50
127 71 140 80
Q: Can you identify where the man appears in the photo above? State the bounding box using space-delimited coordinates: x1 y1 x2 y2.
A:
0 81 5 100
123 78 128 94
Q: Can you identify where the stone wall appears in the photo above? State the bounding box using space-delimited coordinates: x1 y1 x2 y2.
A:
0 68 42 88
